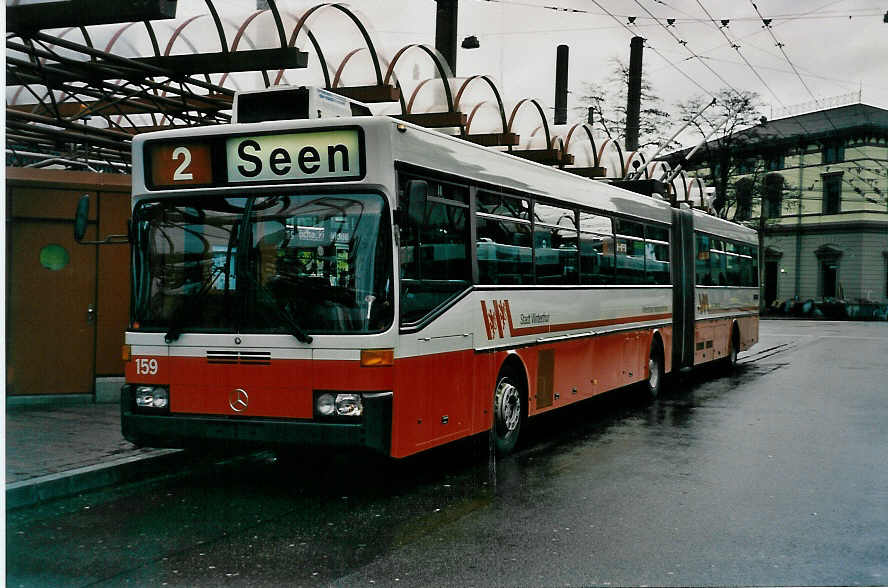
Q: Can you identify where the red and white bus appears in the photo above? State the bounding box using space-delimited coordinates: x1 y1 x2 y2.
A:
108 87 758 458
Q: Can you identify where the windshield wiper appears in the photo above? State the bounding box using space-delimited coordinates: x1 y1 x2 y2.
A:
241 271 313 344
163 272 221 343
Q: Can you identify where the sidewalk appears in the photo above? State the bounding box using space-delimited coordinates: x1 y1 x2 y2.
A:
5 402 184 510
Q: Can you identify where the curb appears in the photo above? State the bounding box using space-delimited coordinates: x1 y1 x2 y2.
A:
6 449 185 510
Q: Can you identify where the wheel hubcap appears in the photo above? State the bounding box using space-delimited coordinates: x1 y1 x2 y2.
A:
496 380 521 432
649 356 660 390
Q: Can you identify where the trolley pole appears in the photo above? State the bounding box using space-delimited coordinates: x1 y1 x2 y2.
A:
625 36 644 152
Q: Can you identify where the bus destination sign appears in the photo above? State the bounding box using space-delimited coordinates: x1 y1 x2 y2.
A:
226 129 362 183
146 128 362 189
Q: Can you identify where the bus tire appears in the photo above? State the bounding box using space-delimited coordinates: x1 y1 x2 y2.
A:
492 368 525 455
646 341 664 398
726 325 740 370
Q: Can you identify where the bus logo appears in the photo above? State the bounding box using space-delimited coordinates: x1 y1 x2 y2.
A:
229 388 249 412
481 299 512 340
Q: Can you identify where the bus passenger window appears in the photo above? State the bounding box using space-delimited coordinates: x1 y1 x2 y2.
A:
398 176 471 324
710 239 727 285
615 237 645 285
738 244 755 286
695 233 712 285
645 241 671 284
579 212 613 285
477 191 530 220
534 203 578 285
476 216 533 285
579 233 613 284
725 241 741 286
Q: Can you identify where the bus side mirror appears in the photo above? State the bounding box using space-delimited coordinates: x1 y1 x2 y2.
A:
73 193 129 245
74 194 90 243
405 179 428 227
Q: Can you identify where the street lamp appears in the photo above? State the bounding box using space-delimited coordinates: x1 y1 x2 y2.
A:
461 35 480 49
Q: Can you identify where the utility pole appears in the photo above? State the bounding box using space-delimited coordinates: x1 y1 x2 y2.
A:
625 36 644 152
554 45 569 125
435 0 459 74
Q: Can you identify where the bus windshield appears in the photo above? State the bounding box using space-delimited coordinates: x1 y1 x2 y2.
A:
131 192 393 338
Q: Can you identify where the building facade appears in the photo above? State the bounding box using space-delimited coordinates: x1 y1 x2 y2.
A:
666 103 888 310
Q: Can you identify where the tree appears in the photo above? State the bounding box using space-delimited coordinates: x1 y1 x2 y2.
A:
675 88 765 218
574 58 677 151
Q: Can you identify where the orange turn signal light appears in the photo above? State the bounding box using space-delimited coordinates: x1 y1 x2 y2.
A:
360 348 394 367
122 344 132 362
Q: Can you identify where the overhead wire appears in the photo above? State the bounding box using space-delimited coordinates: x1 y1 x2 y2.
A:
630 0 744 98
694 0 785 108
583 0 713 97
749 1 888 172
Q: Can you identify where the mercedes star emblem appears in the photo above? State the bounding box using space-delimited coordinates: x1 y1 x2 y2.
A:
229 388 249 412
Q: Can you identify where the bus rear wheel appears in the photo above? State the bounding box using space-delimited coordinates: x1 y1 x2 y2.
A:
726 326 740 370
646 343 664 398
493 370 524 455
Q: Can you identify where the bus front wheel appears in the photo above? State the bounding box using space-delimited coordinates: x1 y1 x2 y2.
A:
492 370 524 455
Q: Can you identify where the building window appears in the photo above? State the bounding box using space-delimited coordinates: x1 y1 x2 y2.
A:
733 177 754 221
763 173 784 218
822 141 845 164
884 252 888 299
815 244 843 299
765 152 784 171
822 173 842 215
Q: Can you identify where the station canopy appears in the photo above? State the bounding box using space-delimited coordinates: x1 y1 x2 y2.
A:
4 0 387 173
5 0 597 175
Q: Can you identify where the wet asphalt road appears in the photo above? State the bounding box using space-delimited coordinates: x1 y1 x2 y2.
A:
7 320 888 587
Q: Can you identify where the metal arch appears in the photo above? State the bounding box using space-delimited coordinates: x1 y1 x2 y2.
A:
104 22 138 53
550 135 567 169
406 77 464 138
465 100 491 134
273 18 330 88
406 78 432 113
143 21 161 57
670 169 689 202
563 123 599 167
597 137 624 177
163 15 206 57
202 0 229 53
285 3 384 87
78 26 95 52
331 48 365 88
623 150 646 179
686 176 705 207
454 75 507 138
162 15 213 86
218 10 274 89
507 98 551 151
383 44 454 117
265 0 288 48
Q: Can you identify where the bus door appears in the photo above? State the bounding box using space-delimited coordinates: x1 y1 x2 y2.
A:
670 207 695 371
396 175 475 450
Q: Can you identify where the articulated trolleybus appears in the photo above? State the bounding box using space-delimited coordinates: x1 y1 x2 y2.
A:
117 86 758 458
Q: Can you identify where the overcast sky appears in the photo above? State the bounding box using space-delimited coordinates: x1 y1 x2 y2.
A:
206 0 886 141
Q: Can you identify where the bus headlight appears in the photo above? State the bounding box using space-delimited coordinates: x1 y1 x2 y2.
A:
335 394 363 417
135 385 169 410
317 393 336 416
315 392 363 418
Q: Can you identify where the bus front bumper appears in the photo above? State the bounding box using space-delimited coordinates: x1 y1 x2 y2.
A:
120 390 393 456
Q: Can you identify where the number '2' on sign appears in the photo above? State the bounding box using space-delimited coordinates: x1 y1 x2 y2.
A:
149 143 212 187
